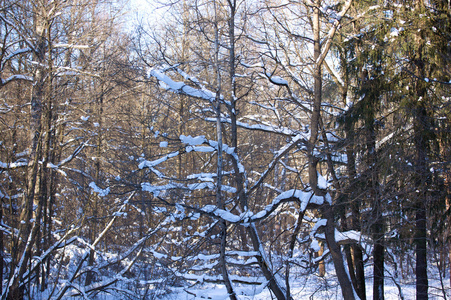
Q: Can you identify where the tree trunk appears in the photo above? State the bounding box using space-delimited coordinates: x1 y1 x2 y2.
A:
367 92 384 300
345 114 366 300
323 204 357 300
447 187 451 289
310 2 356 299
216 1 237 298
0 201 3 297
412 8 429 294
413 102 429 300
7 5 48 297
38 30 54 289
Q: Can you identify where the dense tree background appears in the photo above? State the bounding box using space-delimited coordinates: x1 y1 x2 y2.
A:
0 0 449 299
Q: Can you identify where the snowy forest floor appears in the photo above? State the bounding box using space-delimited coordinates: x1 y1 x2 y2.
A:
18 254 451 299
159 262 451 300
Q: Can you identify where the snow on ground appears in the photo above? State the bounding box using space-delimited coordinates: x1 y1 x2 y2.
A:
19 247 451 299
159 262 450 300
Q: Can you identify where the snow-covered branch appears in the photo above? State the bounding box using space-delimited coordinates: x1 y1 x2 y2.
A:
150 68 218 103
0 159 28 170
205 117 302 137
0 74 33 87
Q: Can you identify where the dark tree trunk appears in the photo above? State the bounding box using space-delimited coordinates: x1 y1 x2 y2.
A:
345 117 366 300
415 204 428 299
0 201 3 297
413 102 429 300
308 1 356 299
412 8 429 294
373 227 385 300
323 204 357 300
